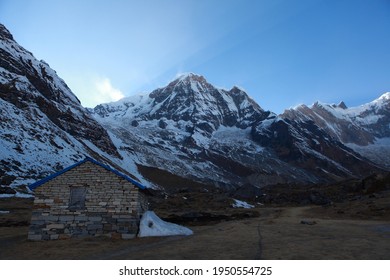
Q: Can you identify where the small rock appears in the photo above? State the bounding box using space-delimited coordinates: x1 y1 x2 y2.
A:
131 120 139 127
300 220 317 225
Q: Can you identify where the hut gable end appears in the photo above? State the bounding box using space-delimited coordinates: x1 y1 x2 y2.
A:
28 158 148 241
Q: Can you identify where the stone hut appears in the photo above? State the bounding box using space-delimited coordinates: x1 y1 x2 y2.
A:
27 157 149 241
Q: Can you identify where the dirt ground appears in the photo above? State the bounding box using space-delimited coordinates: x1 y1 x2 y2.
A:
0 192 389 260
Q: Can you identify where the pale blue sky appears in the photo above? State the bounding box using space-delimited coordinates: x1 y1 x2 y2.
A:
1 0 389 113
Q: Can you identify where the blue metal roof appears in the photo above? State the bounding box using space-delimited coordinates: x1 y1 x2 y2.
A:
28 157 146 191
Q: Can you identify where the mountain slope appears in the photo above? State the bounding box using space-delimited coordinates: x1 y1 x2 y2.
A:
1 23 387 195
281 93 390 168
94 73 269 136
92 73 289 189
91 74 384 190
0 23 121 189
251 115 381 181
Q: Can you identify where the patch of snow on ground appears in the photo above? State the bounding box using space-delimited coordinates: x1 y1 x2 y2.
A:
232 199 254 209
138 211 193 237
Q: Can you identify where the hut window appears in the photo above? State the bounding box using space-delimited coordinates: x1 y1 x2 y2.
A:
68 186 87 211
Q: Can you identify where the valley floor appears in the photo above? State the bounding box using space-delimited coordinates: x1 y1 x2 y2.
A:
0 195 389 260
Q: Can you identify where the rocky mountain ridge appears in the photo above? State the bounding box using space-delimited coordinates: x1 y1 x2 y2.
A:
0 23 388 196
91 73 387 191
0 23 122 189
281 93 390 168
93 73 270 137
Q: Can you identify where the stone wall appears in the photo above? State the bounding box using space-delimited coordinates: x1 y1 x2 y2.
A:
28 161 148 241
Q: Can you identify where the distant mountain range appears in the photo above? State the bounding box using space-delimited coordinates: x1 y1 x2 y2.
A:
0 23 388 195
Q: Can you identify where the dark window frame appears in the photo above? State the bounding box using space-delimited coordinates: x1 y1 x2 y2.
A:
68 185 87 211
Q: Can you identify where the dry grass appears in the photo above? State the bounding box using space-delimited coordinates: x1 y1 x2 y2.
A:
0 191 389 260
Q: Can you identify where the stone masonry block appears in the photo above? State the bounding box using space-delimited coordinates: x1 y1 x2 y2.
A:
88 216 102 222
46 224 65 230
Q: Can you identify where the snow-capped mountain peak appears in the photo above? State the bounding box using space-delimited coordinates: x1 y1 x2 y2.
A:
175 72 206 82
378 92 390 101
1 23 388 195
280 92 390 167
93 73 269 135
159 72 213 97
336 101 347 109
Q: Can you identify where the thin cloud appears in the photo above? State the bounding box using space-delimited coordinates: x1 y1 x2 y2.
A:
94 77 125 104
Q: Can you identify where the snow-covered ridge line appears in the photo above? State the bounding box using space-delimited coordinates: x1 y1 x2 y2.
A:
1 22 388 196
92 72 267 135
1 23 126 190
0 27 81 107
